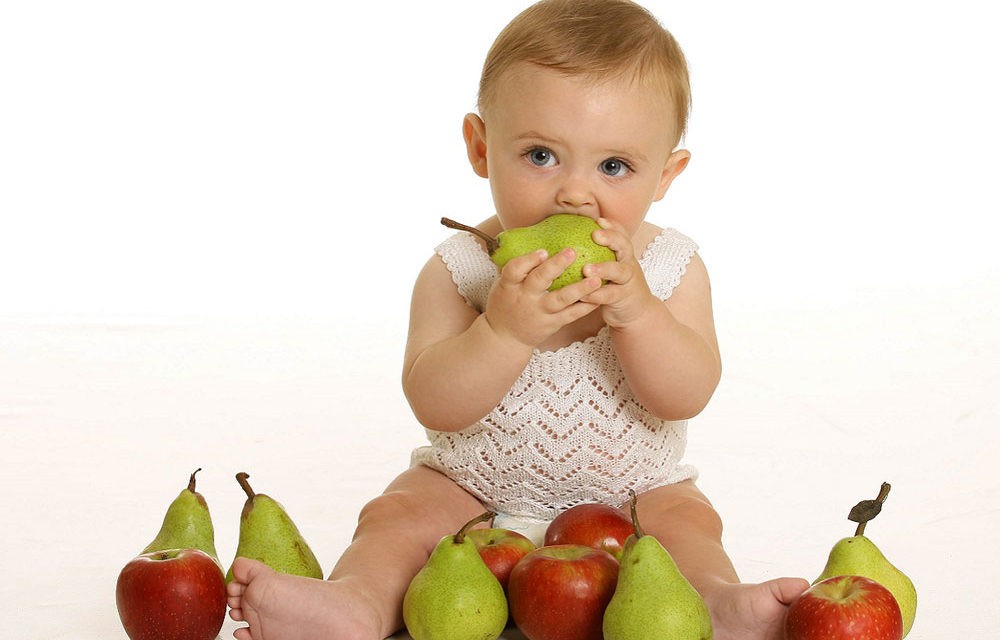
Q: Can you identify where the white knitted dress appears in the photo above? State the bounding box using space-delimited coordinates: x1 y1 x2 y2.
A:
411 228 700 522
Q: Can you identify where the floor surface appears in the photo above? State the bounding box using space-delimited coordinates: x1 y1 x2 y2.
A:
3 297 997 638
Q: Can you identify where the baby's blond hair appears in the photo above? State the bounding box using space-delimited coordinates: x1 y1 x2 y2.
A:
478 0 691 146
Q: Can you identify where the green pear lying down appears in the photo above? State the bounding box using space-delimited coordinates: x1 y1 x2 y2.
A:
441 214 616 290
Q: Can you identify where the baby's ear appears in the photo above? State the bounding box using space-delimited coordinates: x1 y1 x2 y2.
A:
463 113 489 178
654 149 691 201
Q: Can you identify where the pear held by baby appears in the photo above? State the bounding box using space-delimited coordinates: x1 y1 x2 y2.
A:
403 511 508 640
602 490 713 640
226 471 324 582
815 482 917 637
441 214 616 291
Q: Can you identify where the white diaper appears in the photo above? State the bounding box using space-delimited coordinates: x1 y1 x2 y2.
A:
493 513 551 547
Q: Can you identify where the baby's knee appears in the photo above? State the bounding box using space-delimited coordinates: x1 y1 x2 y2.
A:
637 483 725 540
669 494 724 540
356 489 418 529
356 485 464 537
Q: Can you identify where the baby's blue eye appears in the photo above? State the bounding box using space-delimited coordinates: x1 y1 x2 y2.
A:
600 158 630 177
527 148 556 167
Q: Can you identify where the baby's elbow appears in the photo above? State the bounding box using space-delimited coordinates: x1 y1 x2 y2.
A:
656 374 720 421
409 403 444 431
676 393 714 420
405 393 469 433
682 361 722 418
414 413 472 434
403 387 438 431
657 397 710 422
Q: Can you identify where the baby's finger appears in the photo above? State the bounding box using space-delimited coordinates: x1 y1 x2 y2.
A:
579 282 620 306
545 275 603 309
553 299 602 326
583 259 631 286
499 249 549 284
525 247 577 290
594 218 634 262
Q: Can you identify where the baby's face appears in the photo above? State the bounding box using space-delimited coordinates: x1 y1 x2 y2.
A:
477 63 685 240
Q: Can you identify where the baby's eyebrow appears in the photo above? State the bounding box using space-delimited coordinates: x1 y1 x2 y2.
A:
513 130 561 145
604 148 648 163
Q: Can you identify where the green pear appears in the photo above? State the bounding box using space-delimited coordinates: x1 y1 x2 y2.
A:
403 512 508 640
142 468 219 563
815 483 917 636
226 472 323 582
603 491 712 640
441 214 616 290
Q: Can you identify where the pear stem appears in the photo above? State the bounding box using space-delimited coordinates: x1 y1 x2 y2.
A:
628 489 644 538
454 511 496 544
854 482 891 536
236 472 256 501
441 217 500 254
187 468 202 493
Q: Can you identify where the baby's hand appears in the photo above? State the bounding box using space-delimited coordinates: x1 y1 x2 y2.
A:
580 218 660 328
484 247 601 348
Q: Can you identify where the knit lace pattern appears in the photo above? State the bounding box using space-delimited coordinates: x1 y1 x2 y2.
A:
411 228 699 521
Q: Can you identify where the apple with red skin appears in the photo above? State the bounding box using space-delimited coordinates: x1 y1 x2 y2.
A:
467 528 536 592
116 548 227 640
508 544 619 640
785 575 903 640
543 502 634 558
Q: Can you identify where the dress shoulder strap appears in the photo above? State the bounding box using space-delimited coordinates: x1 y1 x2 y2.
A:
435 232 498 311
640 228 698 301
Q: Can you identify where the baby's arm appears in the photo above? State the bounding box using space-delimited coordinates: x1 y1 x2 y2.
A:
615 252 721 419
403 246 600 431
584 222 721 421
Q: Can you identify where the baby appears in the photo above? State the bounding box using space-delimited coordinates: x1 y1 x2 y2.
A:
227 1 809 639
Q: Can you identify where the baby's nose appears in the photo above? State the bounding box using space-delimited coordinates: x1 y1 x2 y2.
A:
556 173 595 210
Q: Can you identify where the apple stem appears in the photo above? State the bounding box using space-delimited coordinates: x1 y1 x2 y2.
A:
852 482 891 536
236 472 256 500
187 468 202 493
454 511 496 545
441 217 500 254
628 489 644 538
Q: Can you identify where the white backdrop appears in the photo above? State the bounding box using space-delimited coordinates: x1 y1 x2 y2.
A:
2 2 997 639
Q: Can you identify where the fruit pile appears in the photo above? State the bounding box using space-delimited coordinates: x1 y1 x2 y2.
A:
404 491 709 640
115 470 322 640
406 483 917 640
116 474 916 640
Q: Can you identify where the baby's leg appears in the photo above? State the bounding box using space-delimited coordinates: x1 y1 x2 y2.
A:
227 465 486 640
630 481 809 640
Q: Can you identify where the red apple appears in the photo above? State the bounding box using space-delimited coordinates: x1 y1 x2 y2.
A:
467 528 536 591
507 544 619 640
785 575 903 640
543 502 634 558
116 548 227 640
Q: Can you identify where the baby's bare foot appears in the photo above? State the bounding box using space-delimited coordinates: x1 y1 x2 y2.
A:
227 558 384 640
703 577 810 640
